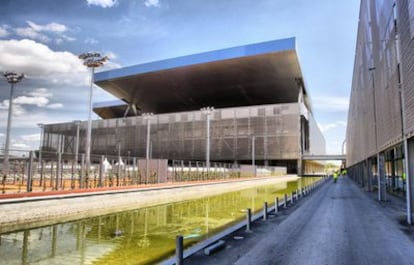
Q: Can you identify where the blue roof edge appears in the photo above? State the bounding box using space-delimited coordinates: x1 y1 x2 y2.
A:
95 37 296 82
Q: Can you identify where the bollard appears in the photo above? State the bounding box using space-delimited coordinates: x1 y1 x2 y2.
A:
284 194 288 208
275 197 279 213
291 191 295 204
296 189 300 199
263 202 268 221
26 151 34 192
246 208 252 232
176 235 184 265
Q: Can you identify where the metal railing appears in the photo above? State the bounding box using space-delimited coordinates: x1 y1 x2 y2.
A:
0 149 280 195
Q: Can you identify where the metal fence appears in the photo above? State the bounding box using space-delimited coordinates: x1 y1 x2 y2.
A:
0 149 285 195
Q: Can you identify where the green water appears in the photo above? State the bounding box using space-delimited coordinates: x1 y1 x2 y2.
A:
0 177 320 265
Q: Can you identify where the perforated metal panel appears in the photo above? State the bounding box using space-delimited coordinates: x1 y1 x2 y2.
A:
347 0 405 166
43 103 306 162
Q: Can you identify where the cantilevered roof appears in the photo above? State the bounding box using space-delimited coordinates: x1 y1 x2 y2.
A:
93 100 139 119
94 37 309 116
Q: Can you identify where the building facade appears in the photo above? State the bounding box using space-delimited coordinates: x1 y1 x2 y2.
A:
346 0 414 222
43 38 326 174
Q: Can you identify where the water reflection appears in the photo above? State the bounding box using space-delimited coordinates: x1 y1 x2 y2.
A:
0 177 319 265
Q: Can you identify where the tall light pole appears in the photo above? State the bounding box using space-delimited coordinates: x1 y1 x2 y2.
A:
252 135 256 166
369 66 386 201
78 53 108 172
2 72 24 175
201 107 214 175
37 123 44 186
341 139 346 155
142 113 153 184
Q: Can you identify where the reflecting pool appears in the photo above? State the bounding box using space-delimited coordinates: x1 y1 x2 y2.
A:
0 177 319 265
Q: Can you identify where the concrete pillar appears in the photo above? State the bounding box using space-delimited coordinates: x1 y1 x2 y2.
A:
360 163 365 188
378 153 386 201
406 139 414 223
367 158 373 192
391 148 396 191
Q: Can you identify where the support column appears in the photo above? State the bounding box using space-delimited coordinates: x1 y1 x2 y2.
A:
406 139 414 223
391 148 396 191
378 153 386 201
367 158 373 192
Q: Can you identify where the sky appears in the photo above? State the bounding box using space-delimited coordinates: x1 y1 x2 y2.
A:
0 0 360 155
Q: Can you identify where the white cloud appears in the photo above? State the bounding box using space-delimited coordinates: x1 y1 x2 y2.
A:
0 25 10 38
85 37 99 45
11 142 32 150
20 133 41 142
0 39 87 82
318 121 347 133
144 0 160 7
13 96 49 107
0 88 63 117
56 35 76 45
0 100 26 115
106 51 118 59
26 21 67 33
47 103 64 109
312 96 349 112
86 0 118 8
14 21 74 44
28 88 52 98
15 27 50 42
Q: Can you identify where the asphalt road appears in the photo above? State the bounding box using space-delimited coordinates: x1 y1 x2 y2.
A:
186 177 414 265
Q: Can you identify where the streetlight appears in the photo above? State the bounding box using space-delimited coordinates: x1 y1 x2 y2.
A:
1 71 24 175
369 66 386 201
142 113 154 184
37 123 44 186
201 107 214 175
341 139 346 155
252 135 256 166
78 52 108 172
73 120 81 164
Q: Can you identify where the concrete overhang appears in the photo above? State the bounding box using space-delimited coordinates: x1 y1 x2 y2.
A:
94 37 310 117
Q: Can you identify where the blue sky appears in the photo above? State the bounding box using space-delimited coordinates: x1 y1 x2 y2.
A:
0 0 359 154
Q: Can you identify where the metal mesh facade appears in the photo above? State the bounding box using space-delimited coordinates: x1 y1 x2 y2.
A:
42 103 325 166
346 0 411 166
398 0 414 135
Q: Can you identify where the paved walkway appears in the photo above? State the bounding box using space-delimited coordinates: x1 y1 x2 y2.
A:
186 177 414 265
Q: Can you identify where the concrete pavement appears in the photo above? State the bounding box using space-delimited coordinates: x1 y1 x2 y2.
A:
186 177 414 265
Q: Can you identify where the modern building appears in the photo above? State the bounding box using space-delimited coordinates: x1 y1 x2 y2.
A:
42 37 325 174
346 0 414 222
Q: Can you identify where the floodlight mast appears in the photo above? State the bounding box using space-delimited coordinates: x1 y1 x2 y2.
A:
142 112 154 184
78 52 108 173
200 106 214 175
1 72 24 175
